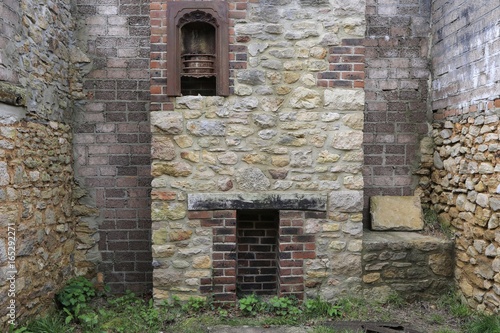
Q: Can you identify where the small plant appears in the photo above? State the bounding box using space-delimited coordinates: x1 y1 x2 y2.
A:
182 297 207 313
304 297 343 318
466 314 500 333
56 276 96 316
218 308 229 318
423 207 454 238
10 314 73 333
267 296 302 316
437 289 471 318
385 291 405 308
238 294 262 316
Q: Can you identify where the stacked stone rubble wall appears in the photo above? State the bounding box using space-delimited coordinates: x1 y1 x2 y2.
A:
418 0 500 313
0 121 75 329
0 0 94 328
419 102 500 312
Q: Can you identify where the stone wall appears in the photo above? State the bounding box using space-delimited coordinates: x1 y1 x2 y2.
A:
420 0 500 313
150 0 366 302
362 231 454 301
73 0 153 293
0 0 21 84
363 0 431 221
0 121 75 328
0 0 94 329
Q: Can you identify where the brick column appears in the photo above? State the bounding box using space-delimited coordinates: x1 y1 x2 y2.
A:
278 211 316 300
196 210 237 304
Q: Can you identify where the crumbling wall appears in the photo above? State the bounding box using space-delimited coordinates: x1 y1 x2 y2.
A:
421 0 500 313
0 0 86 329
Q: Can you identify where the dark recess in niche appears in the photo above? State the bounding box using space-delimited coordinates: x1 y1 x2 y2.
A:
167 1 229 96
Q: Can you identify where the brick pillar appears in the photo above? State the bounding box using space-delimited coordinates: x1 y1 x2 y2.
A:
278 211 316 300
74 0 152 293
197 210 237 304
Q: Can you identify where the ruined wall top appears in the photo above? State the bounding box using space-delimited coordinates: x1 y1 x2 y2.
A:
0 0 89 123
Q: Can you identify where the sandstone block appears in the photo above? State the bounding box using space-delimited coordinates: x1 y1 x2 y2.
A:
371 196 424 231
236 70 265 85
342 113 364 130
152 136 176 160
235 167 271 191
329 191 363 213
151 202 187 221
429 253 454 276
324 89 364 111
176 96 204 109
174 135 193 148
169 230 193 242
331 131 363 150
363 273 380 284
187 120 226 137
151 161 192 177
151 112 183 134
192 256 211 269
289 87 321 109
0 161 9 186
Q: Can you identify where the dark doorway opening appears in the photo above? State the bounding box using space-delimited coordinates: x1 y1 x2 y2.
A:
236 210 279 296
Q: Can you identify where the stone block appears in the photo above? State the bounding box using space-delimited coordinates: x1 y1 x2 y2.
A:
329 190 363 213
370 196 424 231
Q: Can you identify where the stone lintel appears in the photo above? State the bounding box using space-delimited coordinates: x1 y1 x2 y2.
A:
187 193 327 211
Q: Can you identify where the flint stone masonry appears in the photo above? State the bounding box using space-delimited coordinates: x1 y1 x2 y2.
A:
0 121 76 328
370 196 424 231
150 0 366 303
0 0 95 328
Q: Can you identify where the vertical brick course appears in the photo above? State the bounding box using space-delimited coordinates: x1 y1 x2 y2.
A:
363 0 431 219
75 0 152 293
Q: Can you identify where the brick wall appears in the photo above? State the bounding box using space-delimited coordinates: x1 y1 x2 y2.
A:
363 0 431 220
74 0 152 293
237 210 279 295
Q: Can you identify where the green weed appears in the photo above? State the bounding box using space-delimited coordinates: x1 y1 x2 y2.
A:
466 314 500 333
304 297 343 318
238 294 263 316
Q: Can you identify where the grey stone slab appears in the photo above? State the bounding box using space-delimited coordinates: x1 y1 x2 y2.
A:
187 193 327 211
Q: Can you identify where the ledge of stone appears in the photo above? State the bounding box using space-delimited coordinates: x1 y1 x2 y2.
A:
363 230 453 250
187 193 327 211
0 81 26 107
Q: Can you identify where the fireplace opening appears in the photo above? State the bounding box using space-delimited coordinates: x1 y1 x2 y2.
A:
236 210 279 296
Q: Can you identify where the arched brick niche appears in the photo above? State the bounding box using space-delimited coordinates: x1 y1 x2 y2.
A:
166 1 229 96
187 193 326 303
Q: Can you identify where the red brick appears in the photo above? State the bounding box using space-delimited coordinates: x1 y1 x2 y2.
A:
292 251 316 259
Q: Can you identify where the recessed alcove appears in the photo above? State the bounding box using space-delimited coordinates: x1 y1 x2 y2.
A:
236 210 279 296
188 193 326 303
167 1 229 96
